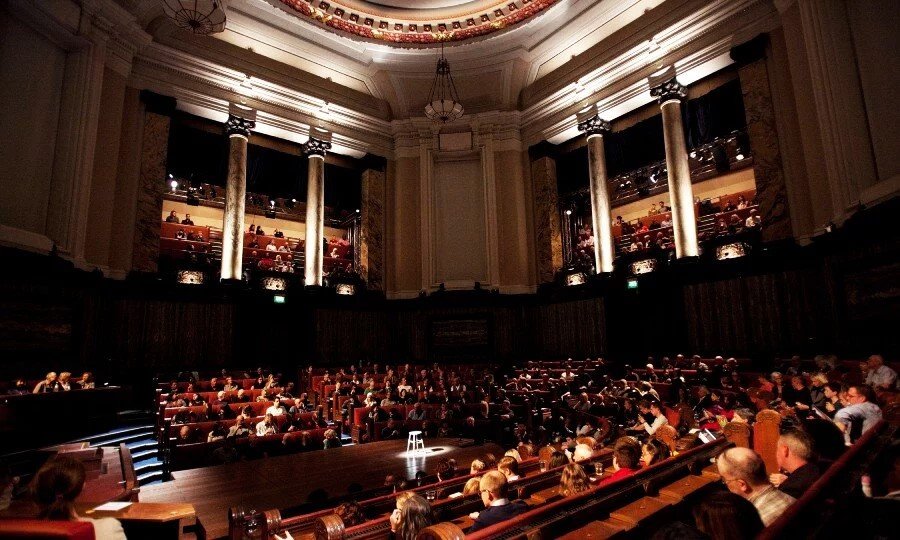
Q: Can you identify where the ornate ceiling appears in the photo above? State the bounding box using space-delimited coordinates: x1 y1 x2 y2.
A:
269 0 560 45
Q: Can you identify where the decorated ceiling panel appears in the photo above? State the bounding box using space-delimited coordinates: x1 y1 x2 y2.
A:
271 0 559 44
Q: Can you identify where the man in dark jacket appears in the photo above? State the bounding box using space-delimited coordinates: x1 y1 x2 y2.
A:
468 470 529 533
770 429 821 499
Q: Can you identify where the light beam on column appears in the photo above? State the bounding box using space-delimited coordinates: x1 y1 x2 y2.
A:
302 129 332 287
577 109 615 274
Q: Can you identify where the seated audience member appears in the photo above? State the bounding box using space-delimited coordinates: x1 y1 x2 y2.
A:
642 438 671 467
572 444 593 464
256 225 265 236
693 492 764 540
8 378 29 395
462 476 482 496
470 459 486 475
256 413 277 436
715 447 795 526
234 389 250 402
782 375 812 411
732 408 756 425
549 451 570 469
498 456 521 482
633 401 668 435
33 372 60 393
435 458 456 482
745 209 762 228
833 385 883 443
76 372 94 390
266 397 286 417
248 223 256 233
334 501 365 527
57 372 72 391
390 492 435 540
558 463 590 497
33 456 127 539
598 438 641 486
177 425 198 444
266 240 277 252
822 382 844 417
865 354 897 390
273 229 284 238
468 470 529 533
769 429 820 499
166 210 179 223
228 416 252 438
176 228 186 240
323 429 341 449
182 213 194 225
223 377 238 392
407 402 427 421
208 422 228 443
248 237 260 249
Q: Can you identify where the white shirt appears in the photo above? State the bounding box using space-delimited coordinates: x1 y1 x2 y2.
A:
266 405 284 416
644 414 668 435
865 365 897 389
256 420 276 436
80 517 127 540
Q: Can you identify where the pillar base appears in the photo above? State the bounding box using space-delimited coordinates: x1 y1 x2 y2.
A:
219 277 246 287
671 255 701 266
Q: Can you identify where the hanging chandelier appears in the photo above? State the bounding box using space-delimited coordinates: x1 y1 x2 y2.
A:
162 0 228 35
424 44 464 123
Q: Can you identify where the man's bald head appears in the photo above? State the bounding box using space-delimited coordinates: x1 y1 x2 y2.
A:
717 447 768 488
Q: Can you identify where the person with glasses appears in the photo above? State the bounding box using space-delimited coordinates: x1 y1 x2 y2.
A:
833 384 882 444
715 447 795 526
467 470 528 533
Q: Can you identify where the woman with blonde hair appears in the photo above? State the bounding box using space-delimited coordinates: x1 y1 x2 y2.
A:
558 463 590 497
462 476 482 496
389 492 435 540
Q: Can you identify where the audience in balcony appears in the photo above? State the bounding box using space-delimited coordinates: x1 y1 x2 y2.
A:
274 229 284 238
266 240 277 252
715 447 795 526
33 372 61 394
166 210 179 223
176 229 186 240
182 214 194 225
745 209 762 228
598 438 641 487
256 226 265 235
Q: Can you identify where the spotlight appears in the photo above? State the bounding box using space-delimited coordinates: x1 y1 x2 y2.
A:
170 180 178 191
168 173 174 179
270 200 276 208
689 151 697 159
735 153 745 161
355 209 360 214
292 198 297 203
565 209 572 216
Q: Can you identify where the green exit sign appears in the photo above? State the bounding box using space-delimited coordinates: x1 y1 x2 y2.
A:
627 279 639 290
273 295 286 304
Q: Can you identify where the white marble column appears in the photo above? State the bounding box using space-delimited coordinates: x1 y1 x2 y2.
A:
220 108 256 281
302 135 332 286
651 77 699 258
577 115 614 273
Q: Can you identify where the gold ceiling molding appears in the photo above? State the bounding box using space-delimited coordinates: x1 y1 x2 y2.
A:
273 0 558 44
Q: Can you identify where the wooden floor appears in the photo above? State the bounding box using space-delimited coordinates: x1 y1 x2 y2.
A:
139 438 503 539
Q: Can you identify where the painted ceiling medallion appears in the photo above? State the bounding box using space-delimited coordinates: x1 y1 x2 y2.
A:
274 0 557 44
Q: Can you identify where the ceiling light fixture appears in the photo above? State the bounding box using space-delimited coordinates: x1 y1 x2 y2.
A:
162 0 228 35
424 43 463 123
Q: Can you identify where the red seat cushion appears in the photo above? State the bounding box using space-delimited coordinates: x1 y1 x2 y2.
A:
0 520 96 539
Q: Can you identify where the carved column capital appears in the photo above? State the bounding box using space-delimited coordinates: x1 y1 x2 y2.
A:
225 115 255 138
577 115 611 137
650 77 687 104
303 137 332 157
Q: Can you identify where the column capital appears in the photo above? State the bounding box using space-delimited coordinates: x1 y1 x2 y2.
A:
303 136 332 157
650 77 687 104
577 115 611 137
225 115 255 138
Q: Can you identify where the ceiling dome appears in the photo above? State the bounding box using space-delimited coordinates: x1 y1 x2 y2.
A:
270 0 559 45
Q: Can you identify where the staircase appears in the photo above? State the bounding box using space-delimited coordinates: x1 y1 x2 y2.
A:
74 413 166 485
